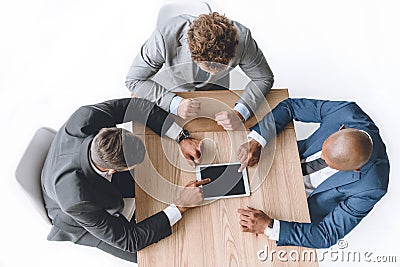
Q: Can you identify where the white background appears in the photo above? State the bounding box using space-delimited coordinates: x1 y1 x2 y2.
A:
1 0 399 266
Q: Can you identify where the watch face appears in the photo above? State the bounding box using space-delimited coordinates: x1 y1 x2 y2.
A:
183 130 190 138
177 130 190 143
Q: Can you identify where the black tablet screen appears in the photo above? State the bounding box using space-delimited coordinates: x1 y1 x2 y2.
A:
200 164 246 198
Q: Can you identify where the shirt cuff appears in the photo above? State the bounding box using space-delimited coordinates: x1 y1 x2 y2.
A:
169 96 183 115
164 122 182 140
163 204 182 227
264 219 280 241
248 130 267 148
234 103 251 121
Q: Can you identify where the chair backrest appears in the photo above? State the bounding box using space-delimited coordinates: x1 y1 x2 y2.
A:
156 1 212 28
15 127 56 225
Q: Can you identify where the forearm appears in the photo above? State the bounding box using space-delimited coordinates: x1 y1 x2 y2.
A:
128 79 176 112
236 77 273 115
276 198 375 248
131 211 173 251
238 29 274 114
277 220 338 249
125 97 175 136
250 98 328 143
73 209 172 253
82 98 174 136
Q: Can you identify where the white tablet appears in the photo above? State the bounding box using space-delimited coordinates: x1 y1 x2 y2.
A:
196 162 250 200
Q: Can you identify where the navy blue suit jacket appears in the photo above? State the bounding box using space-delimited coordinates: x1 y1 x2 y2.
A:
252 98 389 248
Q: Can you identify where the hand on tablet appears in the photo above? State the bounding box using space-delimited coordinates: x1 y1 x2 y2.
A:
174 179 211 213
237 139 262 172
179 138 203 167
237 206 273 234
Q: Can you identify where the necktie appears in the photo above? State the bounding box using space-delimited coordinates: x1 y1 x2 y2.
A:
194 67 210 85
301 158 328 176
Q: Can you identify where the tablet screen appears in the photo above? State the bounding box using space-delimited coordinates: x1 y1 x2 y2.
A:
197 163 250 199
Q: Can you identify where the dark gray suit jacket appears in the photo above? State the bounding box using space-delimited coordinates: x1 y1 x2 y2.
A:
126 14 274 114
41 98 175 252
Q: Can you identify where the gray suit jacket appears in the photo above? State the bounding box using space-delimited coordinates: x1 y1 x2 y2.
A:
125 14 274 114
41 98 175 252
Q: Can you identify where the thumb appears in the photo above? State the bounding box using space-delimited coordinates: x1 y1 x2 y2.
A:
238 162 247 172
185 180 197 187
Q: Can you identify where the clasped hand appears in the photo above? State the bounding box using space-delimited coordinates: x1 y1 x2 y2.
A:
237 207 273 234
177 98 244 131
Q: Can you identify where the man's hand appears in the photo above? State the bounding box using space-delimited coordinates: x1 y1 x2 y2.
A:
237 139 262 172
215 110 244 131
178 98 200 119
179 138 202 167
174 179 211 213
237 207 273 234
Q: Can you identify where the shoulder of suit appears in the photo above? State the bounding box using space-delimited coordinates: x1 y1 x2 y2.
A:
65 105 110 138
65 106 95 135
359 154 389 192
231 19 251 39
156 14 251 41
53 170 93 208
156 14 195 34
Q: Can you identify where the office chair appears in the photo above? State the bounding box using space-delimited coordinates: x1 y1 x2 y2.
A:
15 127 56 225
156 1 212 27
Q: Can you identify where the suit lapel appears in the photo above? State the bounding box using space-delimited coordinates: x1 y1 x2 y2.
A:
309 170 361 198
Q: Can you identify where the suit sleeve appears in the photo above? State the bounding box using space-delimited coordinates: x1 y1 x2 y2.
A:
65 98 174 137
55 174 172 252
277 188 386 248
125 29 177 111
237 29 274 113
252 98 355 144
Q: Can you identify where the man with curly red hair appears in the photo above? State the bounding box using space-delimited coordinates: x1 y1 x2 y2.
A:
126 12 274 130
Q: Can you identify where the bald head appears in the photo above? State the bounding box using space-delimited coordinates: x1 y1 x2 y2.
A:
321 128 373 171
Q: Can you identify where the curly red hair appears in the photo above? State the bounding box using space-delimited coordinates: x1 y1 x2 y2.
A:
187 12 238 66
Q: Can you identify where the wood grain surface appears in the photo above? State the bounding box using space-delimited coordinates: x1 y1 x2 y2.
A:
132 89 293 135
134 89 318 266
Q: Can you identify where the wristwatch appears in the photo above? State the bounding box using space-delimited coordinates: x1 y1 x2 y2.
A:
175 129 191 144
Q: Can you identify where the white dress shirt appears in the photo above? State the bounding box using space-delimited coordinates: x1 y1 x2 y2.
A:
302 151 339 198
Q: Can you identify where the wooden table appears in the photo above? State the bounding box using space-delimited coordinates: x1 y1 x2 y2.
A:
134 89 318 266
